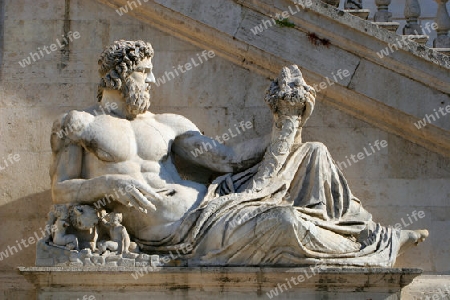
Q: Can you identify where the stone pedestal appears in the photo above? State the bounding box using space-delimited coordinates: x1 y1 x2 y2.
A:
18 266 422 300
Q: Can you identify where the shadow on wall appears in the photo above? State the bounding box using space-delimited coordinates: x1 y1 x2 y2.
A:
0 0 5 82
0 190 52 270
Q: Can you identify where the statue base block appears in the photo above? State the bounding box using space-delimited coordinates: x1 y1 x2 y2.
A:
18 266 421 299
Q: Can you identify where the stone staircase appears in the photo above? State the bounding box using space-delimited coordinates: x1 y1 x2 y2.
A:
329 0 450 55
97 0 450 160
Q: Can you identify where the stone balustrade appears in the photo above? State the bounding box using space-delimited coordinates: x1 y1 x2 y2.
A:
403 0 429 44
403 0 421 34
322 0 449 52
344 0 371 19
434 0 450 50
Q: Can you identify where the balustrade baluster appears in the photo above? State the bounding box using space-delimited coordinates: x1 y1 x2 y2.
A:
373 0 400 32
403 0 429 45
433 0 450 49
374 0 393 22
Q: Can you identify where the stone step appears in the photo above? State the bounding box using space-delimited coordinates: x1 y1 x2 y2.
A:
344 9 370 20
434 48 450 56
402 35 429 45
373 21 400 32
95 0 450 159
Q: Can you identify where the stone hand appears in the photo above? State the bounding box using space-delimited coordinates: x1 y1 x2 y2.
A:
110 176 162 213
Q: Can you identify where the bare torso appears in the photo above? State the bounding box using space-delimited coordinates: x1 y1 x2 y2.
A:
67 109 207 240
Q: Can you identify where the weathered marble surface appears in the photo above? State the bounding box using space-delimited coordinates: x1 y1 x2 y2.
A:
37 40 428 268
0 0 447 298
19 266 423 300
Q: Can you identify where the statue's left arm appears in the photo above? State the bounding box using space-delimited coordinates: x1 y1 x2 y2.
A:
165 114 268 173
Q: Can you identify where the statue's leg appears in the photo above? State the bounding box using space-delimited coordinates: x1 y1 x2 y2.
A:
289 142 372 222
105 241 119 252
399 230 429 253
289 142 428 252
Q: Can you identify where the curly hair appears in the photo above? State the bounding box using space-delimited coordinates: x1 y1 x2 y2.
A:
97 40 154 101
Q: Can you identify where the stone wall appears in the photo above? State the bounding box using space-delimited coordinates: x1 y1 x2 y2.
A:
0 0 449 297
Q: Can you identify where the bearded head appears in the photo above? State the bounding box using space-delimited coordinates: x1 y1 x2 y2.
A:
122 74 151 118
97 40 154 119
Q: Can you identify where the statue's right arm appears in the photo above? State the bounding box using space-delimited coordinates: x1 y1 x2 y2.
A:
50 112 114 204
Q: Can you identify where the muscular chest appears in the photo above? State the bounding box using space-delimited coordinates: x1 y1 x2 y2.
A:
81 115 172 163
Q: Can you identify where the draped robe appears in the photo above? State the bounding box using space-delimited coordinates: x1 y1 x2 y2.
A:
137 142 401 267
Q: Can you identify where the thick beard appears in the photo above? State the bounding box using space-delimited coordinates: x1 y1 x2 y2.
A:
122 77 151 120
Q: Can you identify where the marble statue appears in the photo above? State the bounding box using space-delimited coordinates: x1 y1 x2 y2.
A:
69 205 99 251
37 40 428 267
48 205 79 250
97 211 134 256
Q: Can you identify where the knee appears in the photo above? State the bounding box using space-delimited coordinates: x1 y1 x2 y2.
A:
304 141 328 153
273 207 298 231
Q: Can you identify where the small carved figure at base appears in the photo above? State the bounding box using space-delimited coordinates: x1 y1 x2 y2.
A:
51 218 79 251
45 205 79 251
69 205 99 251
36 205 143 266
97 211 137 257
